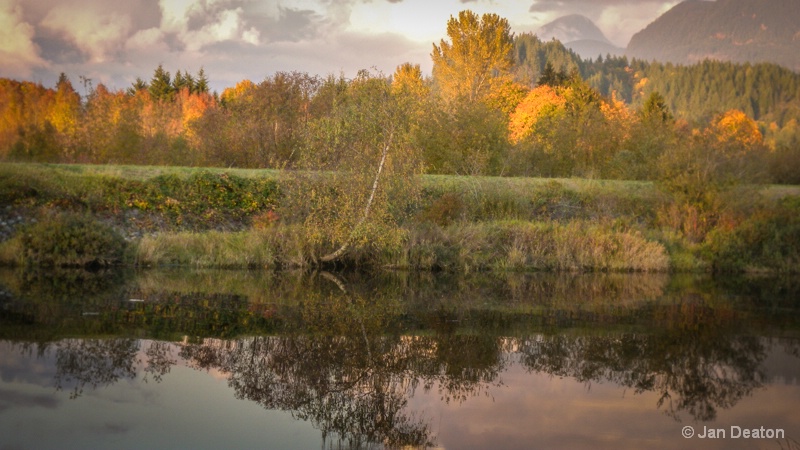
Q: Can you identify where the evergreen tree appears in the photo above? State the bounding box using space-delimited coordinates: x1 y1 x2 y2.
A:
194 68 210 94
537 62 570 87
127 77 148 96
173 70 188 92
148 64 174 101
641 91 673 124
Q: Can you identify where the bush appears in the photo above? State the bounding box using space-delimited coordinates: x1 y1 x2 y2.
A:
19 213 127 267
705 200 800 272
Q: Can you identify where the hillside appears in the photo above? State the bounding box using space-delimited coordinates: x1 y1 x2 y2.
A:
627 0 800 71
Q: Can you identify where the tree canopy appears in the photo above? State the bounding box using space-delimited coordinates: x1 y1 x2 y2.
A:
431 10 514 104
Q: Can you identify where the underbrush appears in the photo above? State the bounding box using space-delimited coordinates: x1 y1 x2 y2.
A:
3 163 799 273
0 163 278 231
132 221 670 272
0 212 126 267
704 198 800 272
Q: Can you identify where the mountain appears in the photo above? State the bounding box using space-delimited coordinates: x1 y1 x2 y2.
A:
536 15 624 60
627 0 800 71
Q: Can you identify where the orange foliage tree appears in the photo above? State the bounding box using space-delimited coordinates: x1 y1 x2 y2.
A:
508 85 566 144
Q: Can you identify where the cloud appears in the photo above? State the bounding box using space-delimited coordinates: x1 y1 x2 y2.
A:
40 6 132 63
528 0 679 46
0 0 48 77
157 0 263 52
0 388 60 412
2 0 678 93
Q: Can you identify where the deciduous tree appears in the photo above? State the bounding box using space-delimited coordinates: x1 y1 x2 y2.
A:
431 10 514 104
282 70 422 264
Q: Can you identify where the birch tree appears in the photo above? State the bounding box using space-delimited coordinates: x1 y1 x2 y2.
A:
282 70 422 264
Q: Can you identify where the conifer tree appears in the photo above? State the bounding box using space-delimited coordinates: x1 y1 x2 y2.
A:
148 64 174 101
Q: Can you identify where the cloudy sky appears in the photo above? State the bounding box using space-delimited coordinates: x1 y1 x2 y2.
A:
1 0 681 93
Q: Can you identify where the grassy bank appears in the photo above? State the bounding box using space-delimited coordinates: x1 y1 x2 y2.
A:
1 162 799 272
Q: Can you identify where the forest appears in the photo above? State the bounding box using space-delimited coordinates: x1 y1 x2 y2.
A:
1 10 799 272
2 13 800 183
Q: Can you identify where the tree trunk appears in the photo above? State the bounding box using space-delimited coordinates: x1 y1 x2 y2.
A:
318 131 393 263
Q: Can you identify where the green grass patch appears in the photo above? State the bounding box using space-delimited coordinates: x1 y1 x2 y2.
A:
132 221 669 272
3 162 800 273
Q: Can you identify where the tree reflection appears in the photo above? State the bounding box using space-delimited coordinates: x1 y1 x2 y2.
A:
177 289 506 449
54 338 140 399
518 294 768 421
3 269 798 444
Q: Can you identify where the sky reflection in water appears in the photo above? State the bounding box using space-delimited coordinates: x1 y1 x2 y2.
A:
0 269 799 449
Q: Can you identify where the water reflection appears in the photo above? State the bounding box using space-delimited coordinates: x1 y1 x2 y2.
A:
1 268 799 449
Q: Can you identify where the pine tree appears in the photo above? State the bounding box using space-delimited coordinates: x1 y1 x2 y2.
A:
148 64 174 101
127 77 148 96
194 68 210 94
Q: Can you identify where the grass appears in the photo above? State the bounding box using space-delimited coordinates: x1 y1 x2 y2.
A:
26 162 281 181
3 162 800 272
131 221 670 272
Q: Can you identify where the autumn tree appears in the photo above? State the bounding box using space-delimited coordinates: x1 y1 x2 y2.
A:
282 70 422 264
2 80 61 162
80 84 143 164
417 100 509 175
392 63 428 99
508 85 566 144
431 10 514 104
209 74 317 168
657 110 766 241
610 91 675 180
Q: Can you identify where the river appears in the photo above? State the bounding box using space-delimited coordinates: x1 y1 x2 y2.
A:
1 268 798 449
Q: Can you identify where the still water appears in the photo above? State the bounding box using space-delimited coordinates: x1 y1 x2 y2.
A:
1 268 798 449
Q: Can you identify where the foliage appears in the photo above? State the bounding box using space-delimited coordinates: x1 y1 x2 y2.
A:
508 85 566 143
417 99 510 175
705 199 800 272
507 78 629 178
431 10 514 104
655 111 767 242
0 164 278 231
398 221 669 272
16 213 126 267
282 70 422 263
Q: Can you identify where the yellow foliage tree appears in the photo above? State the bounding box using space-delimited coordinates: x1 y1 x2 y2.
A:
431 10 513 104
485 77 529 117
599 92 635 142
221 79 256 104
391 63 428 99
708 109 763 155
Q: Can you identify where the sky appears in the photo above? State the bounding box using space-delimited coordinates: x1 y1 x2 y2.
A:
0 0 682 93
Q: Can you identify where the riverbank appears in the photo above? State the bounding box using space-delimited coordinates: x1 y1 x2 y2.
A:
1 162 798 272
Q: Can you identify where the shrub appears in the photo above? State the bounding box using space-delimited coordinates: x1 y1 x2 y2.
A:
19 213 127 267
418 192 464 226
705 200 800 272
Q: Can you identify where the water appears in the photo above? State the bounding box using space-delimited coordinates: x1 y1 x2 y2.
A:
1 268 799 449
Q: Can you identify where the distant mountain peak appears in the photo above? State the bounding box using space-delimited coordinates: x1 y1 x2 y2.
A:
536 14 623 60
537 14 612 45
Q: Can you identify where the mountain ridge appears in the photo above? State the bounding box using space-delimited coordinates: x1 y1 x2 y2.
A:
626 0 800 71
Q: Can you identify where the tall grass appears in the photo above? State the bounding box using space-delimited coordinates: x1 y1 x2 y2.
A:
392 221 669 272
133 221 670 272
